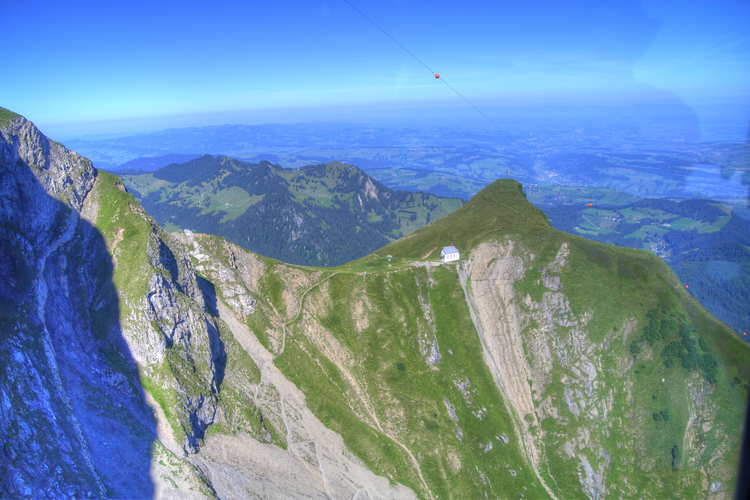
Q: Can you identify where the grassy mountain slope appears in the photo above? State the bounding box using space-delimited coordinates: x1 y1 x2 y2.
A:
120 155 462 267
88 168 414 498
540 196 750 339
188 179 750 498
7 102 747 498
190 233 541 499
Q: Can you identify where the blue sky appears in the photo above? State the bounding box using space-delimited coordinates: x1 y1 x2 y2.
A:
1 0 748 138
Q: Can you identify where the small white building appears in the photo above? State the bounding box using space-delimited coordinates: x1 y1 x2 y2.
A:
440 245 460 262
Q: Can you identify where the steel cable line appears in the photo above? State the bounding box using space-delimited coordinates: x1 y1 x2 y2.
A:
342 0 530 154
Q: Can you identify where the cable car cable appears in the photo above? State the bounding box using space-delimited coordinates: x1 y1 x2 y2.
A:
342 0 530 155
342 0 437 75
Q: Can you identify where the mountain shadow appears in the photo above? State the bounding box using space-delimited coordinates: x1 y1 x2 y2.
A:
0 139 157 498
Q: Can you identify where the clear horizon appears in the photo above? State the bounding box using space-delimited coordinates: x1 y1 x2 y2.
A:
2 0 749 139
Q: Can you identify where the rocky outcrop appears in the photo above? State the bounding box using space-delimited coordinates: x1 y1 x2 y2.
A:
0 110 416 498
1 113 155 498
457 240 558 497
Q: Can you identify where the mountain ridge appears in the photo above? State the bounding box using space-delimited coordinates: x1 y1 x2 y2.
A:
122 154 462 266
372 178 549 260
2 107 749 499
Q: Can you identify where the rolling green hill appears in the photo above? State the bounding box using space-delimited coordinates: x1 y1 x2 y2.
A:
120 155 462 266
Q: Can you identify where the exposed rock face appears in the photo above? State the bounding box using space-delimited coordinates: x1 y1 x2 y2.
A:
458 238 742 499
457 240 557 496
0 111 414 499
1 114 156 498
2 109 746 499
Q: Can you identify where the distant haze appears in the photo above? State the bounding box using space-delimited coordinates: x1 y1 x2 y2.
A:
0 1 747 140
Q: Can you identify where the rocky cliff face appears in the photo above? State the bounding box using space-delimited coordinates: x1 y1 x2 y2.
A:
0 112 143 498
2 108 748 499
0 110 415 499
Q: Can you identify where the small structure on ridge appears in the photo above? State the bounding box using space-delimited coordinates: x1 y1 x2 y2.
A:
441 245 460 262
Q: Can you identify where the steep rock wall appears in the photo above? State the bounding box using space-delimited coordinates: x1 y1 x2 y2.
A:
0 115 159 498
1 115 225 497
459 237 742 499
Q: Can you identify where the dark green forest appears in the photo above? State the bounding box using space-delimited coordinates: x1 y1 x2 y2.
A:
128 156 461 267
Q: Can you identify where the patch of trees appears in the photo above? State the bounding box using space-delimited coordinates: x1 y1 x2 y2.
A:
665 214 750 261
629 310 719 384
652 410 670 421
666 214 750 338
542 205 582 234
731 376 750 391
671 445 681 469
659 323 719 384
632 198 725 223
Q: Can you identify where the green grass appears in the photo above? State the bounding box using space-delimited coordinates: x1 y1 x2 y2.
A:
136 172 749 498
371 179 550 261
265 261 544 499
93 172 154 310
258 262 287 317
0 107 22 127
120 173 173 195
211 188 263 221
244 304 277 353
140 374 183 442
275 334 424 493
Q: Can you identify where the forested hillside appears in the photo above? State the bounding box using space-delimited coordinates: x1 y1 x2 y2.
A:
121 155 462 266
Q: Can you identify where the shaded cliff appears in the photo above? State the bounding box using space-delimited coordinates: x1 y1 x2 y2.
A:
0 110 158 497
1 110 416 498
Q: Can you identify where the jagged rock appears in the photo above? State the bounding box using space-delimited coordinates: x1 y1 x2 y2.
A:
0 109 416 500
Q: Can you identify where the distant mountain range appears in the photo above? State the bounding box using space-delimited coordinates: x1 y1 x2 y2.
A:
111 153 202 173
71 120 747 204
121 155 462 266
